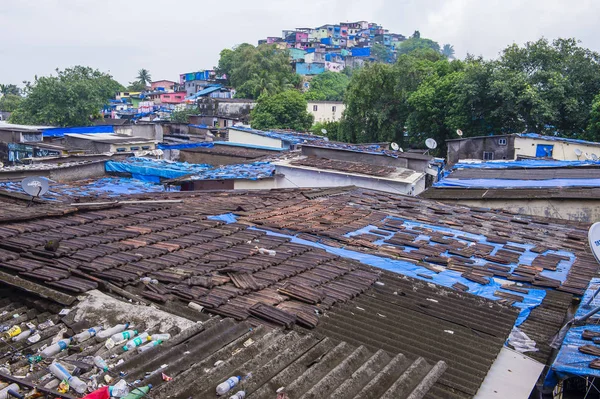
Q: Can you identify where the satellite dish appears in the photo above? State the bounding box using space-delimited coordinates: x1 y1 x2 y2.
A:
398 147 404 152
575 148 583 157
585 152 592 160
21 177 49 198
456 129 463 137
592 154 599 161
391 142 400 151
321 129 327 134
425 138 438 150
589 222 600 264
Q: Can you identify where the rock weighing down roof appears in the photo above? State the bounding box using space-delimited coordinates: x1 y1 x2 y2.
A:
0 186 594 398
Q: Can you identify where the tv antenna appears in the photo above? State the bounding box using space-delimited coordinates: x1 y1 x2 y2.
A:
391 142 400 151
575 148 582 160
321 129 327 135
456 129 463 137
593 154 599 161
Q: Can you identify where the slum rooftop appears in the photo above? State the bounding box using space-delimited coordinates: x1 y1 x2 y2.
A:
0 185 593 398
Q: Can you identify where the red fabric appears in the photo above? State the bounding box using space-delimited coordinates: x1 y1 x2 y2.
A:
82 386 110 399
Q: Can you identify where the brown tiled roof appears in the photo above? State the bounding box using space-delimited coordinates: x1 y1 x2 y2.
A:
420 187 600 200
0 186 591 398
290 156 406 178
180 144 282 159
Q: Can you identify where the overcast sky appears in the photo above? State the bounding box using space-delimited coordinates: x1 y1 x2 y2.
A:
1 0 599 86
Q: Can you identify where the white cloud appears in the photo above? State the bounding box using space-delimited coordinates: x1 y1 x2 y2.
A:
1 0 599 85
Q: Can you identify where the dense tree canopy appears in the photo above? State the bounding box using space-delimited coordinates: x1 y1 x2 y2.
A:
341 38 600 153
0 94 22 112
217 44 300 99
10 66 124 127
304 71 350 101
250 90 313 131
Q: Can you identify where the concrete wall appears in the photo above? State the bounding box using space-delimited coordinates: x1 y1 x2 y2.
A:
436 198 600 223
446 135 515 166
307 101 345 122
514 137 600 160
273 165 424 195
0 160 106 182
179 151 253 166
114 124 163 142
228 129 282 148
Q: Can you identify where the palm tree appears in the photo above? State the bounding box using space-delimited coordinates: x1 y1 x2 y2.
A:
0 84 19 96
441 44 455 59
136 69 152 86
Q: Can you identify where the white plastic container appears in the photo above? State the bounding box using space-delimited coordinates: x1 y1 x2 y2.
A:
110 330 138 344
12 329 33 342
41 338 71 358
149 333 170 341
48 362 87 394
0 383 20 399
229 391 246 399
122 332 149 351
73 326 102 343
95 323 129 342
93 355 109 372
138 340 162 353
216 376 241 396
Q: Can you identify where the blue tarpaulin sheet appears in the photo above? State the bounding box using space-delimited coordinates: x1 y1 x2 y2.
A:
434 178 600 188
208 213 238 223
546 278 600 387
106 157 275 182
453 160 600 169
105 158 212 180
0 177 177 200
246 213 572 327
43 125 114 137
215 142 285 151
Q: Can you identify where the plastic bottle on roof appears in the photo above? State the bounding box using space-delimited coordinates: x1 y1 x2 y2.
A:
96 323 129 342
1 326 21 340
93 355 109 372
48 362 87 394
148 333 170 341
12 329 33 342
121 385 152 399
229 391 245 399
0 384 20 399
41 338 71 358
111 330 138 344
74 326 102 343
137 340 162 353
123 332 150 351
216 376 241 396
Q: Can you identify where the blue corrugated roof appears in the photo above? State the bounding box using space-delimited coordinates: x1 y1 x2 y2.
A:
186 85 223 100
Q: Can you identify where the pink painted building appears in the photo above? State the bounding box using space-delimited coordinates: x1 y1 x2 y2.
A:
151 80 177 91
295 32 308 43
159 92 187 104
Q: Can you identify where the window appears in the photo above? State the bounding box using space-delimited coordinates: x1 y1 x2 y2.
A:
483 151 494 160
332 106 336 112
313 105 318 111
130 146 140 151
176 96 182 99
116 147 126 152
164 95 170 98
498 138 507 146
142 146 151 150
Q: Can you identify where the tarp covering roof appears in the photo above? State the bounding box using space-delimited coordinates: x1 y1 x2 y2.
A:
43 125 114 137
230 126 325 145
